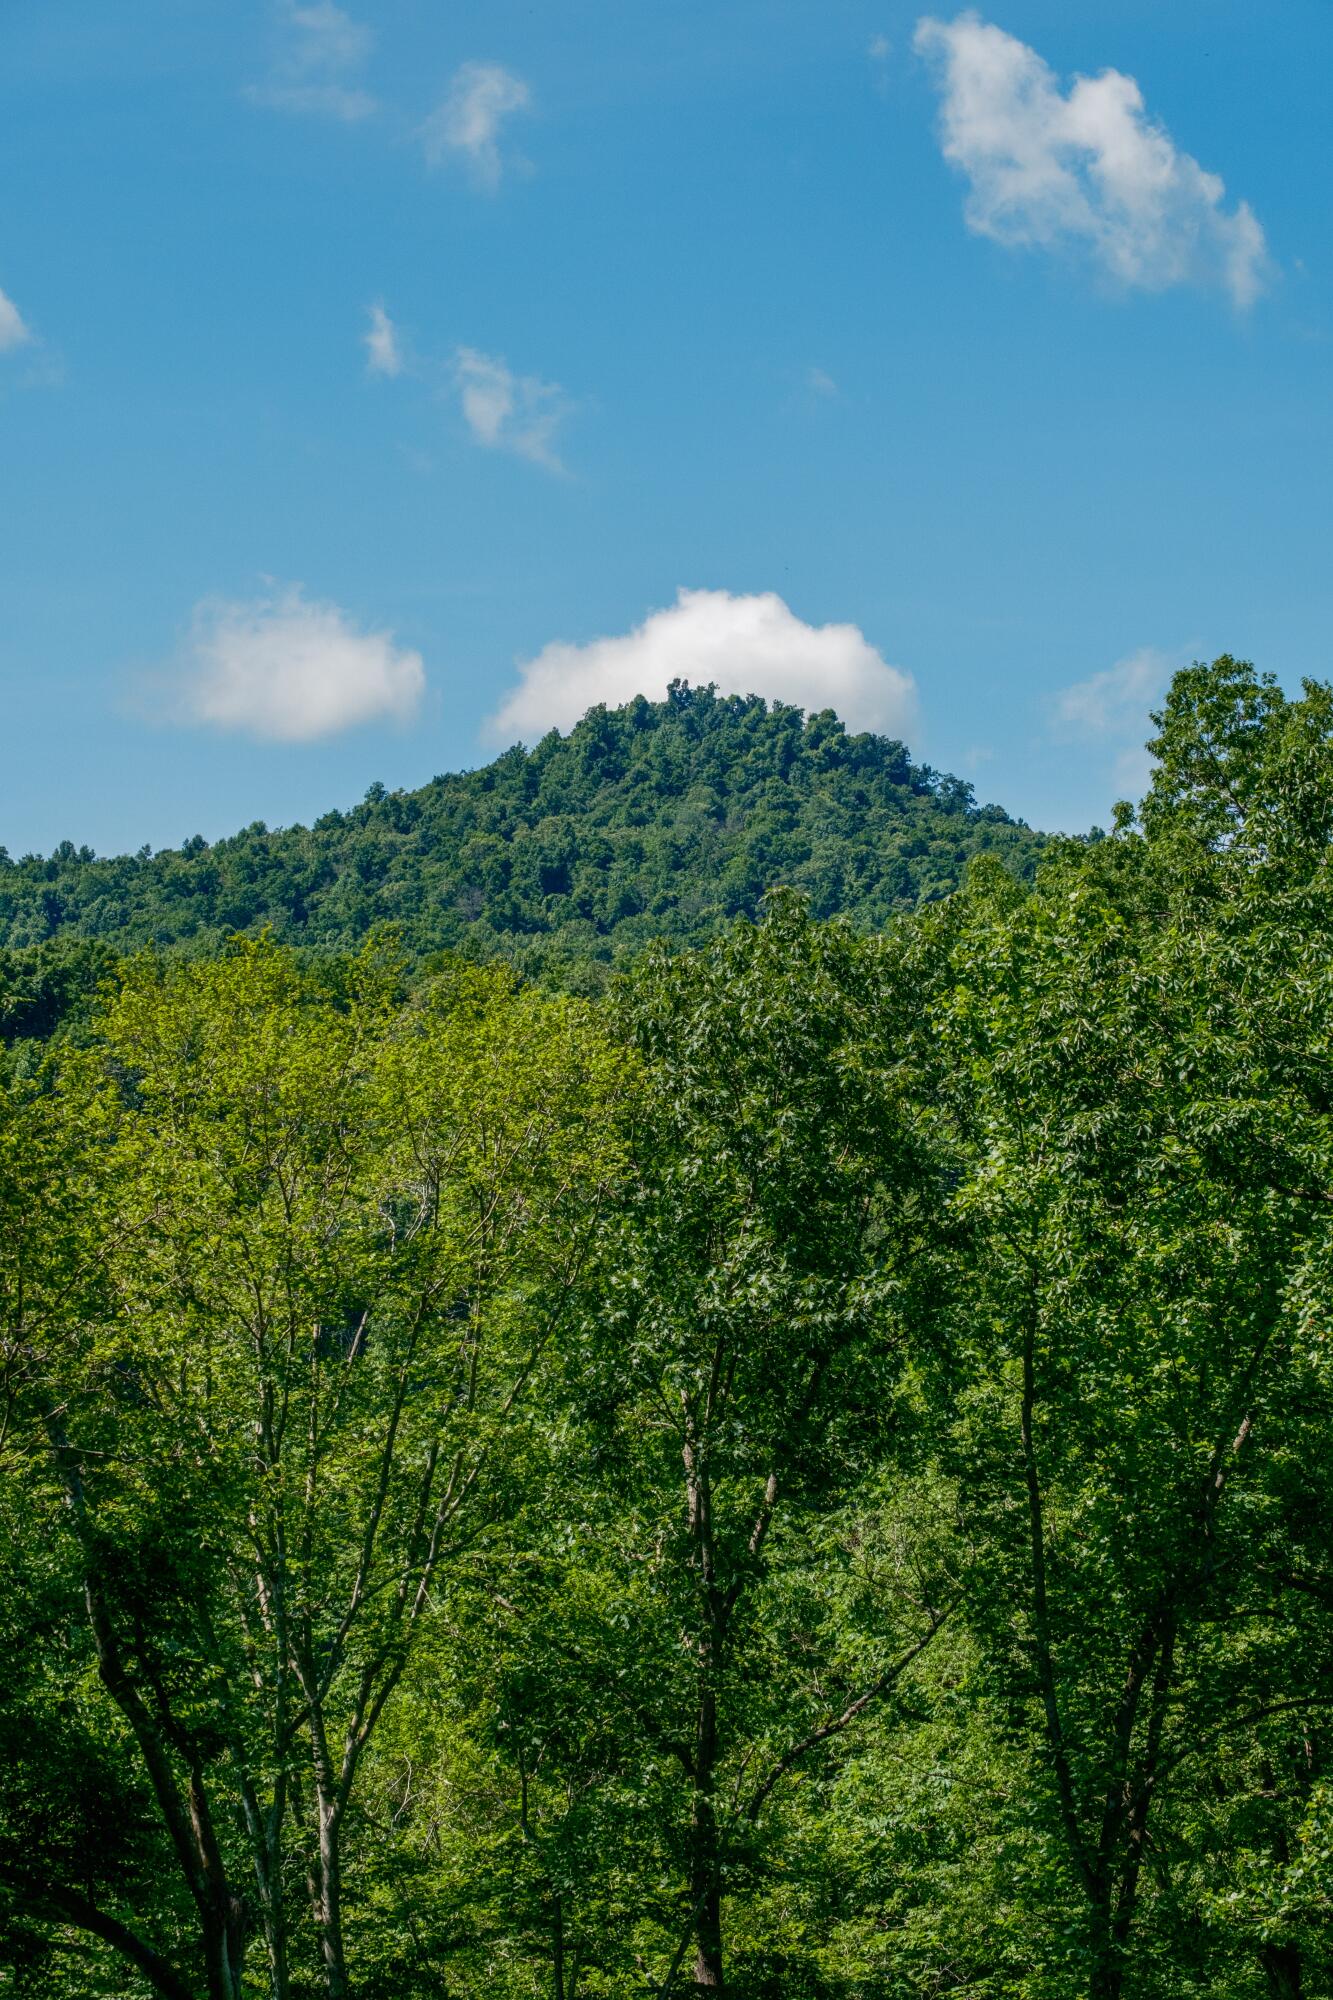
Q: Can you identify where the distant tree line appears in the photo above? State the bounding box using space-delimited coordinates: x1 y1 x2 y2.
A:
1 658 1330 2000
0 684 1042 997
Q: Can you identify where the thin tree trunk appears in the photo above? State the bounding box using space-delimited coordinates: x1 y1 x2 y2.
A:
689 1668 724 1987
45 1412 251 2000
296 1683 350 2000
682 1384 726 1991
689 1810 724 1985
1261 1942 1303 2000
1088 1938 1122 2000
308 1780 350 2000
200 1884 250 2000
247 1784 290 2000
553 1893 566 2000
1018 1303 1096 1903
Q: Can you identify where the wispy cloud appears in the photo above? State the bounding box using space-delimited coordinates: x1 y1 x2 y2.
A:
421 62 531 188
0 286 32 354
359 311 572 474
163 585 424 741
1053 646 1172 736
453 347 568 470
807 366 838 398
914 12 1269 307
363 303 403 378
1052 646 1186 804
485 588 918 745
248 1 377 123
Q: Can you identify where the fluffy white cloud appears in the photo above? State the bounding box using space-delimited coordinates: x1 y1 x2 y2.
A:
914 12 1269 306
485 588 918 745
454 346 567 469
364 302 403 377
0 286 31 353
170 586 424 741
422 62 531 187
249 1 377 122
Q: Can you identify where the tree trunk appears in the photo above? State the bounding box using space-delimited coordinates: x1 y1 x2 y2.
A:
553 1893 566 2000
201 1887 250 2000
1261 1942 1303 2000
683 1392 726 1989
1083 1887 1118 2000
31 1883 202 2000
46 1413 252 2000
689 1684 724 1989
309 1789 350 2000
246 1798 290 2000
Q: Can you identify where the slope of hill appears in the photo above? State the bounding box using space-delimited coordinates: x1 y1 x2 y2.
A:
0 684 1045 986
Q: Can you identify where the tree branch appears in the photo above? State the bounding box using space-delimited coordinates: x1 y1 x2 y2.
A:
744 1596 960 1823
2 1875 200 2000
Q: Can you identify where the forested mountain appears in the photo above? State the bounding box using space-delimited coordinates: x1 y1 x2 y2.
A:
4 659 1331 2000
0 684 1042 983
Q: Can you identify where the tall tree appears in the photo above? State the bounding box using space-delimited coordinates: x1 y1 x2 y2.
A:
939 659 1333 1998
1 941 627 1999
528 894 958 1992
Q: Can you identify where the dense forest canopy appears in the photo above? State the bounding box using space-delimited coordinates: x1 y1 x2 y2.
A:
0 683 1042 987
2 657 1332 2000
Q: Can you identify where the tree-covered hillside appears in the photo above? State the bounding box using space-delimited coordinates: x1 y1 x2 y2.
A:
3 659 1332 2000
0 685 1043 982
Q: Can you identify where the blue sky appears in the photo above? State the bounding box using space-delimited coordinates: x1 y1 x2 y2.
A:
1 0 1329 855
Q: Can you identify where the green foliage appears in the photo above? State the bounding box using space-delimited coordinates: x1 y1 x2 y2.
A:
1 939 630 2000
2 658 1331 2000
932 831 1333 1995
0 933 117 1056
0 687 1042 983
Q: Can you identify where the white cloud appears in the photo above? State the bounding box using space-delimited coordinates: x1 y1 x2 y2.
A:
453 346 567 469
914 12 1269 307
0 286 31 353
868 33 891 61
1051 646 1188 807
168 586 425 741
364 323 570 470
248 1 377 122
284 0 369 71
422 61 531 187
485 588 918 745
807 365 838 397
364 302 403 377
1053 646 1173 736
